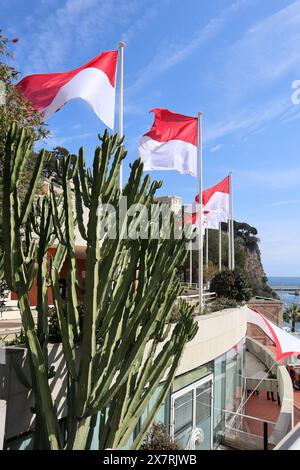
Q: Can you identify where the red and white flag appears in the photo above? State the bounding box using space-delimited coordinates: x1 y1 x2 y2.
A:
204 210 227 229
195 175 230 216
138 108 198 177
182 208 226 230
16 50 118 129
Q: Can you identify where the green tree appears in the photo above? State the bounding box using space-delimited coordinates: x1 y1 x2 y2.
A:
284 303 300 333
210 269 253 302
0 30 49 247
0 30 48 147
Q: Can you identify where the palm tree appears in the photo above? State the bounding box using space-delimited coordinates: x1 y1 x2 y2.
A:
284 303 300 332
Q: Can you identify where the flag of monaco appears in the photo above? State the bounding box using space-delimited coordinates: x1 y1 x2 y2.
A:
182 207 226 230
16 50 118 129
138 108 198 177
195 175 230 216
204 210 227 229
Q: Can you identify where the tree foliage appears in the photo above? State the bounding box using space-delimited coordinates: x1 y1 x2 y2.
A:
0 30 48 246
222 220 260 251
284 303 300 333
140 422 180 450
210 269 253 302
0 30 48 147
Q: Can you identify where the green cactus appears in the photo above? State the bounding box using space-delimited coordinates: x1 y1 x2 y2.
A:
0 123 198 450
1 124 61 449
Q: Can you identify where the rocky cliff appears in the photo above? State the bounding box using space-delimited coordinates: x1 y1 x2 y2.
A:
233 221 277 299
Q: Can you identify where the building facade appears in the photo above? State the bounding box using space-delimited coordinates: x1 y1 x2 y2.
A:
156 196 182 215
1 308 247 450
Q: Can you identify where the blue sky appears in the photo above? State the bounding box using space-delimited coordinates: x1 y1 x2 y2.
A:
2 0 300 276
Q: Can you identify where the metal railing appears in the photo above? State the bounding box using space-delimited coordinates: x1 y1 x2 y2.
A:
178 291 217 305
222 409 276 450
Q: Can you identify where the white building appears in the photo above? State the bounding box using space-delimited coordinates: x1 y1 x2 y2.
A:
156 196 182 214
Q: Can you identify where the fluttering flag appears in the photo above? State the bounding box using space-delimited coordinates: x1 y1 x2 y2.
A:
180 211 199 228
138 108 198 176
182 209 226 230
16 50 118 129
204 210 226 229
195 175 229 215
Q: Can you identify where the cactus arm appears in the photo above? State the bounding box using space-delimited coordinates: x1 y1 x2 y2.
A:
49 184 66 245
130 353 180 450
59 157 80 339
78 147 90 207
18 293 62 450
88 240 187 413
51 266 77 380
19 149 46 226
72 173 87 241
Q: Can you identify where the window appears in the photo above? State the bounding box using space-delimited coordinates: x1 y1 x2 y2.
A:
171 375 213 450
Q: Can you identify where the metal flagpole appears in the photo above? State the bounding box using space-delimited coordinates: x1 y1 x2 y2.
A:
205 228 209 267
189 240 193 287
218 222 222 271
197 112 203 312
230 171 235 270
228 173 232 270
118 41 125 191
228 220 231 269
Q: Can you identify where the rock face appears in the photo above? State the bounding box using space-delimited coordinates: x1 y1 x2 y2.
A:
237 236 277 299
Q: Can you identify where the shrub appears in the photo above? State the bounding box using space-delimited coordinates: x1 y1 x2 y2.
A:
208 297 238 312
4 328 26 345
48 303 84 343
140 422 180 450
210 269 252 302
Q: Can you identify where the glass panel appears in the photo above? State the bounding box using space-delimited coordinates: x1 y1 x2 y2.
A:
173 362 214 393
174 390 193 449
195 382 212 450
213 353 226 446
236 340 244 411
196 385 211 424
225 347 237 418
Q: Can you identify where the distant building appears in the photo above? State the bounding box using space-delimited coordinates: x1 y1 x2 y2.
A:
156 195 182 214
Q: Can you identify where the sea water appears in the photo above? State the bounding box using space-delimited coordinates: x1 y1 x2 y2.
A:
268 276 300 331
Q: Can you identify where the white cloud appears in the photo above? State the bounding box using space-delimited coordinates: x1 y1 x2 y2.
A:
265 199 300 208
205 95 289 143
222 0 300 98
204 1 300 143
235 166 300 190
126 0 249 97
17 0 155 75
121 1 169 45
40 131 94 149
210 143 223 152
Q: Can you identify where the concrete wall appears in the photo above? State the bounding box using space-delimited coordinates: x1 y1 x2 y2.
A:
274 420 300 450
0 344 68 442
176 308 247 375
